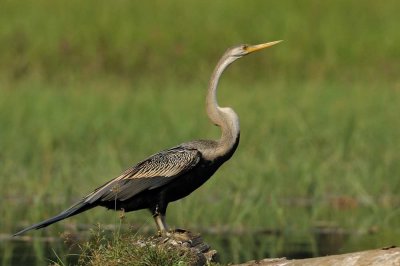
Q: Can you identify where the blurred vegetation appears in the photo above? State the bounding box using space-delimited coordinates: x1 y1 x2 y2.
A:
1 0 400 265
1 0 399 84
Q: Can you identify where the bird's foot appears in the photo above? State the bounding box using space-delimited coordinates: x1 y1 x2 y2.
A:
157 229 170 237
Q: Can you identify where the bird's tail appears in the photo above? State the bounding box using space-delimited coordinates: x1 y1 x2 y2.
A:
13 200 94 236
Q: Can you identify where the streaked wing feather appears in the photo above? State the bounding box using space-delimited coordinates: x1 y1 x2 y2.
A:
99 176 176 201
84 147 200 203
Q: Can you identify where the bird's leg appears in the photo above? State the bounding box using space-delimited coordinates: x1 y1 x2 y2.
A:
152 205 169 236
154 214 169 235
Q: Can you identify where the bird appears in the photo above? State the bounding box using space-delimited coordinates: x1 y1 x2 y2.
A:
13 40 281 236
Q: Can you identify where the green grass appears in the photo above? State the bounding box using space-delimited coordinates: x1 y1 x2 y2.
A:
73 225 200 266
1 0 400 265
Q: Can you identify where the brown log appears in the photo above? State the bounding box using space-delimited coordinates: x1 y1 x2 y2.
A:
234 246 400 266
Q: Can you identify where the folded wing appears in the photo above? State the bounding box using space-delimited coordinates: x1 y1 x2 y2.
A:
84 146 201 203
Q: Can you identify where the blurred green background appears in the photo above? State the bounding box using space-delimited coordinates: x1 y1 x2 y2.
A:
1 0 399 265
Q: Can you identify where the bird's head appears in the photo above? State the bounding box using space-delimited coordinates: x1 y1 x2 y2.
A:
226 40 282 61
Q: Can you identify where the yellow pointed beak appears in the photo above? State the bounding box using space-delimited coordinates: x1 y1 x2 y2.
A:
245 40 282 53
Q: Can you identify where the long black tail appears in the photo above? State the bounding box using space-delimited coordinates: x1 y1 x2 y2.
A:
13 200 94 236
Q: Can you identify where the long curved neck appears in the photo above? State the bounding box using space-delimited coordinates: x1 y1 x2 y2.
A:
205 53 240 159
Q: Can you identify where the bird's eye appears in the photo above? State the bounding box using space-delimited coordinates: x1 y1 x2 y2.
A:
242 45 248 50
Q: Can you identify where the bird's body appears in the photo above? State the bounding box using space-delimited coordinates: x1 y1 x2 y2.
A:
14 41 280 236
93 138 239 214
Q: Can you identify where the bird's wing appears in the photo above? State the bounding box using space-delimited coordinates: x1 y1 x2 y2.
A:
84 146 201 203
